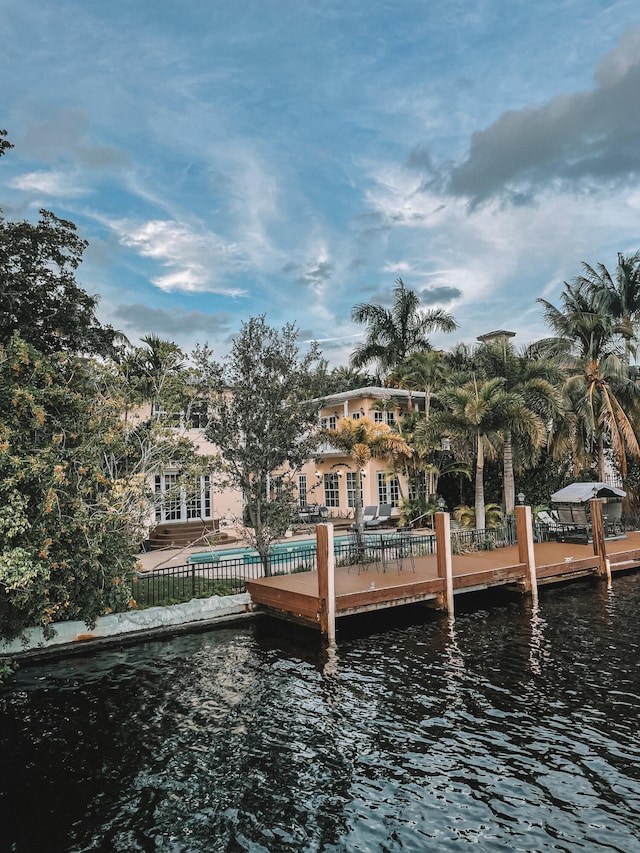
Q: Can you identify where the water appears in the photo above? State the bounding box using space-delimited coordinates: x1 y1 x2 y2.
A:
2 575 640 852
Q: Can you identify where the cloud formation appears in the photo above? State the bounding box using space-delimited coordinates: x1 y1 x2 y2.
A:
448 30 640 203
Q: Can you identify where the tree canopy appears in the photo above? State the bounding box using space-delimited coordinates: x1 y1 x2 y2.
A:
205 317 321 573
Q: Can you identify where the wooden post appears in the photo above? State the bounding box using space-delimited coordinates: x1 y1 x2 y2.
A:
590 498 608 578
435 511 454 618
516 505 538 604
317 523 336 641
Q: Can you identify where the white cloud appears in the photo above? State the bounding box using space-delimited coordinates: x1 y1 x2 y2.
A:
9 170 87 197
113 219 248 296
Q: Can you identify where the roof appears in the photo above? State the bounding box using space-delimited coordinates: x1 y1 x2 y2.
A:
476 330 516 342
550 482 626 503
313 386 427 406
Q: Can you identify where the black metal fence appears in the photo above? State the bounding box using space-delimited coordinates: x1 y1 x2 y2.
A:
134 532 440 609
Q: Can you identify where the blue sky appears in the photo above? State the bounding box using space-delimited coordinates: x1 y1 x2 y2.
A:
3 0 640 366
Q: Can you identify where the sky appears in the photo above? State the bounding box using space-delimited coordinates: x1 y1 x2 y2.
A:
3 0 640 367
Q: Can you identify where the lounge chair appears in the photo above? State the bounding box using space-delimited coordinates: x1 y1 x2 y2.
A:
350 506 377 530
365 504 393 528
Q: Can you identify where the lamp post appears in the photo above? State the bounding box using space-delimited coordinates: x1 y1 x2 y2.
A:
517 491 525 505
437 496 446 512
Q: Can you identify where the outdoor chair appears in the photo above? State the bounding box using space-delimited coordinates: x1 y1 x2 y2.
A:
351 506 377 530
365 504 393 528
347 531 380 573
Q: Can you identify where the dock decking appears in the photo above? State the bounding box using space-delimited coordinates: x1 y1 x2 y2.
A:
245 531 640 630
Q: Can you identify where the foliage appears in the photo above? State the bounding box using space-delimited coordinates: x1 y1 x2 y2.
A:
453 503 504 529
205 317 321 574
324 415 412 536
538 279 640 480
0 335 140 642
0 209 122 358
350 278 457 373
397 496 438 528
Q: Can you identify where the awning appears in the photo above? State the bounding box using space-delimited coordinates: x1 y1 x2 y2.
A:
550 482 626 503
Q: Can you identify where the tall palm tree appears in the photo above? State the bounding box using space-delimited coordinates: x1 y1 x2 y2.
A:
324 416 412 539
577 253 640 369
350 278 457 374
473 342 562 511
538 282 640 481
421 377 522 530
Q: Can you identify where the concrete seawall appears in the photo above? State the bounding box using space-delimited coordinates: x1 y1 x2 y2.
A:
0 593 254 660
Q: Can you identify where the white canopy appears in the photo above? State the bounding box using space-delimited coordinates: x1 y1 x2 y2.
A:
550 482 626 503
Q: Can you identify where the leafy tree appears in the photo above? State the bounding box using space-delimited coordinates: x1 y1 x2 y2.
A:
0 135 121 358
389 349 450 421
0 335 140 642
350 278 457 374
205 317 321 575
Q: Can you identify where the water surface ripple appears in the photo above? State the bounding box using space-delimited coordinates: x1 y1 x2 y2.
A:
2 576 640 852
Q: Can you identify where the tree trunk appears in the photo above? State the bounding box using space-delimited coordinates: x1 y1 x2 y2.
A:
597 431 605 483
503 429 515 513
475 433 486 531
354 469 364 545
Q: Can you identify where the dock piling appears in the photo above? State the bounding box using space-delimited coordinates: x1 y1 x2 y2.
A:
435 511 454 618
317 523 336 641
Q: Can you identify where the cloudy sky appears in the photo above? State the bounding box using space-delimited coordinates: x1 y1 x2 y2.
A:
3 0 640 365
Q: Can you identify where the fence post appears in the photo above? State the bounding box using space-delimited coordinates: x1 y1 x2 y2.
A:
191 563 196 599
435 511 454 618
516 505 538 604
590 498 608 578
317 523 336 641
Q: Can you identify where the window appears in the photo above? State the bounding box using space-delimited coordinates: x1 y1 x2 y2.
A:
155 473 212 523
189 400 209 429
321 415 337 430
351 412 360 420
377 472 400 507
346 471 363 508
274 477 284 501
373 409 395 425
298 474 307 508
323 473 340 507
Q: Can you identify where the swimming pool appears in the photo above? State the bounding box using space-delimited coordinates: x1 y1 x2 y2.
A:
187 535 352 564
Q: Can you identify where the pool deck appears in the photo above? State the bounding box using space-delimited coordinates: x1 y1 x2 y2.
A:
244 532 640 629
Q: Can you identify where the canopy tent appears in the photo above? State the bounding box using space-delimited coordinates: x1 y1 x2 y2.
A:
550 482 626 503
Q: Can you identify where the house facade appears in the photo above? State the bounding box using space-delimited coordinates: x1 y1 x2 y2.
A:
295 387 426 523
143 386 426 546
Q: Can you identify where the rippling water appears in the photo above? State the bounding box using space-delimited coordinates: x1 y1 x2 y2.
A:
2 575 640 852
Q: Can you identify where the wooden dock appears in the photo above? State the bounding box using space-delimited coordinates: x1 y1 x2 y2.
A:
246 525 640 632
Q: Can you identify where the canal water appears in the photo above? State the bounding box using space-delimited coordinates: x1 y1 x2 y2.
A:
1 575 640 852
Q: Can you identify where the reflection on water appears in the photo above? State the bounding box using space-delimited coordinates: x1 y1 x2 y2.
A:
2 576 640 852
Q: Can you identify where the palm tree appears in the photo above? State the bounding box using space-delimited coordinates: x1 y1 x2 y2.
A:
323 416 412 539
421 377 520 531
350 278 457 374
538 282 640 481
473 342 562 511
577 253 640 369
389 349 450 421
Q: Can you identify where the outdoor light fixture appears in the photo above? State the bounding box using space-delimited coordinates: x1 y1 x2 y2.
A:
336 470 343 478
437 496 446 511
315 470 321 478
517 492 525 505
360 469 366 478
441 437 451 452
